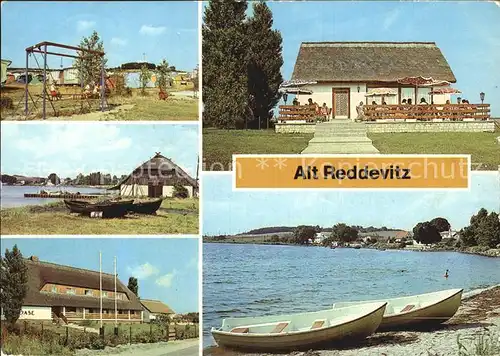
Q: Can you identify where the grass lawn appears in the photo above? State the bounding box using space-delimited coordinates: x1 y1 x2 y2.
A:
0 86 198 121
369 131 500 170
202 128 313 171
0 199 198 235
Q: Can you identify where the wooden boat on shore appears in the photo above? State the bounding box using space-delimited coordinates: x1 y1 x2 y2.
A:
332 288 463 330
211 302 387 351
129 198 163 215
64 199 134 218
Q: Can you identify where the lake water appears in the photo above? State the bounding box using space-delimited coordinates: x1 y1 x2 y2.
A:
0 185 108 209
203 243 500 348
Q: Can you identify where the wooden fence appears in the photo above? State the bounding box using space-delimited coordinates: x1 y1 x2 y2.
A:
278 105 317 122
363 104 490 121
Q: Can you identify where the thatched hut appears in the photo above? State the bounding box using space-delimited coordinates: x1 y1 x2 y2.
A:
291 42 456 119
109 152 198 198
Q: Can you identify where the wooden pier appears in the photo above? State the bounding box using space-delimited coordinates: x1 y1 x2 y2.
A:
24 193 101 199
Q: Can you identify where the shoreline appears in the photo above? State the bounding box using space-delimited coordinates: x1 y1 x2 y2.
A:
204 285 500 356
203 240 500 258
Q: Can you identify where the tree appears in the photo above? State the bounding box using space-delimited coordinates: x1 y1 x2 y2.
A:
247 1 283 129
0 245 28 331
47 173 60 185
203 0 249 128
74 31 107 87
127 277 138 297
327 223 359 244
460 209 500 248
156 59 171 91
293 225 317 245
413 222 442 245
430 217 451 232
476 212 500 248
139 64 152 95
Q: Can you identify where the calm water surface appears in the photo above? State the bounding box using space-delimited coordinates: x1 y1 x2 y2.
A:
203 243 500 347
0 185 107 209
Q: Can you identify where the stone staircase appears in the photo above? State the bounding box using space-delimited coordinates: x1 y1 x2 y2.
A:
301 120 380 154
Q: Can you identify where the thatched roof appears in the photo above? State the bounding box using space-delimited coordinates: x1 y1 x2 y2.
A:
109 152 198 190
291 42 456 83
23 257 142 310
140 299 175 314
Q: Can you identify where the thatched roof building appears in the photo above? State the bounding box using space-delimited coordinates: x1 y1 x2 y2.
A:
141 299 175 322
19 256 143 322
109 152 198 198
291 42 456 83
289 42 457 119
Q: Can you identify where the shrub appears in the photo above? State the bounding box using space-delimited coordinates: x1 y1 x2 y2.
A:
173 184 189 199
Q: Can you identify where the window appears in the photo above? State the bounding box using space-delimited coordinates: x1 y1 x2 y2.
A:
102 291 108 298
51 286 57 293
85 289 93 296
66 307 76 313
66 288 76 295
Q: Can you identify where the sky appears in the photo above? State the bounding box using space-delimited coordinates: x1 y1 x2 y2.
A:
0 123 199 179
242 1 500 116
1 238 199 313
202 172 500 235
1 1 198 71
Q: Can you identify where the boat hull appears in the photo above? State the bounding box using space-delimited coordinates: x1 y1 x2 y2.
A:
332 289 463 331
212 303 386 352
64 199 134 218
379 289 462 330
129 198 163 215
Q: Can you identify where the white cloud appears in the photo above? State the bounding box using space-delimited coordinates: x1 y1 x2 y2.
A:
111 37 127 47
127 262 159 279
139 25 167 36
77 20 96 32
383 8 400 31
155 270 177 288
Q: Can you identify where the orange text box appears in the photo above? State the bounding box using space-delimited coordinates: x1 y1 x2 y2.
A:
234 155 469 189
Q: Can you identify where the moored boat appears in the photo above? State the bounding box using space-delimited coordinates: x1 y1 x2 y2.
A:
64 199 134 218
211 302 387 351
332 288 463 330
129 198 163 215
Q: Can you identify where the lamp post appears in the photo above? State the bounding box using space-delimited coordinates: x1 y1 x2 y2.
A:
283 92 288 105
480 92 485 104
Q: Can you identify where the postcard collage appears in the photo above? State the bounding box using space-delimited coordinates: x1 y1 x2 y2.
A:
1 1 499 356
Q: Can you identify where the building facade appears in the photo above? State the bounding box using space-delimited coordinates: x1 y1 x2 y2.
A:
18 256 143 323
291 42 456 120
140 299 175 323
109 152 198 198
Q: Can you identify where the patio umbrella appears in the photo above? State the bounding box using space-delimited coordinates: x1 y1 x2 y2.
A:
279 87 313 104
429 87 461 95
397 76 451 104
280 79 317 88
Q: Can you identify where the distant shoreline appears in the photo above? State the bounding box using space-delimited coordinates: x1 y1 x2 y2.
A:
203 238 500 258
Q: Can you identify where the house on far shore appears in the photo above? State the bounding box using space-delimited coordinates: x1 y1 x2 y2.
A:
313 232 329 245
141 299 175 323
13 256 143 323
290 42 456 120
108 152 198 198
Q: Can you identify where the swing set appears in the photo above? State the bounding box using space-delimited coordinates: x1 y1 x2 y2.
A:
16 41 107 120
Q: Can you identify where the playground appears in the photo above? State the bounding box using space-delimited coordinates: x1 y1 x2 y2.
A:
0 41 198 121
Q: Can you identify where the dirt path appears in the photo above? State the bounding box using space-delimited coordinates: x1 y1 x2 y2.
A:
205 286 500 356
76 338 199 356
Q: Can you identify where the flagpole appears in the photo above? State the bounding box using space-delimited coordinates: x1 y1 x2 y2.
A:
114 256 117 328
99 251 103 329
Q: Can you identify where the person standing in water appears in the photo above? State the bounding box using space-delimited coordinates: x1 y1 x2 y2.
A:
444 269 449 278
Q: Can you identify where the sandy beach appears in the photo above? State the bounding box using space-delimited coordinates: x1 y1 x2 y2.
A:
205 286 500 356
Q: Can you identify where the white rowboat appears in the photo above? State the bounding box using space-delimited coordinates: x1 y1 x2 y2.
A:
211 302 386 351
332 288 463 330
